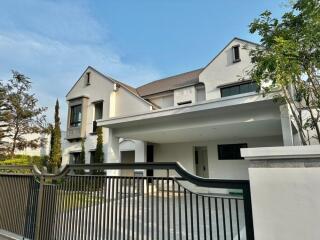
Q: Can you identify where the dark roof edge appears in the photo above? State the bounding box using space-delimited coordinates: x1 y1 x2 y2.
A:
137 68 204 90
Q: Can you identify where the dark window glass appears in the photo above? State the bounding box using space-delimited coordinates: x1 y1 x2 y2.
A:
218 143 248 160
70 105 82 127
86 72 91 85
221 82 259 97
177 100 192 106
70 152 81 164
90 151 96 163
232 45 240 62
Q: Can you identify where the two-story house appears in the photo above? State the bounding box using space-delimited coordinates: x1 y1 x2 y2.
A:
63 38 301 180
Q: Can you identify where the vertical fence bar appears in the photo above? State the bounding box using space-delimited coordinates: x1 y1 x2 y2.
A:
243 184 255 240
34 176 44 240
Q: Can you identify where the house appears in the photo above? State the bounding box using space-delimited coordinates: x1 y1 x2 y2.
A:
63 37 302 180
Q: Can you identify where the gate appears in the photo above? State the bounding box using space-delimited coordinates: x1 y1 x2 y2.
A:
0 163 254 240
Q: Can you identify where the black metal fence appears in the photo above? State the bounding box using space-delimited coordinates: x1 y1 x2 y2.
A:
0 163 254 240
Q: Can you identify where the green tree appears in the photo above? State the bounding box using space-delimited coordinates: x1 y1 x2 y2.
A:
94 127 104 164
80 138 85 165
49 100 62 172
248 0 320 145
1 71 47 156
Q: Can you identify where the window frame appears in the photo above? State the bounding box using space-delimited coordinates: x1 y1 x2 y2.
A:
232 45 241 63
220 81 259 98
217 143 248 160
70 104 82 127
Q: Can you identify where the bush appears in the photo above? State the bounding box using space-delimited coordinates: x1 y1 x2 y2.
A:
0 155 48 168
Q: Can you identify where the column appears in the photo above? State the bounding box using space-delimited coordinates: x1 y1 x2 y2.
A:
107 128 120 175
280 104 294 146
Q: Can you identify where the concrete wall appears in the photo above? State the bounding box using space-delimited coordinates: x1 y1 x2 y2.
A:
199 38 256 100
242 146 320 240
113 86 151 117
173 86 196 106
154 135 282 180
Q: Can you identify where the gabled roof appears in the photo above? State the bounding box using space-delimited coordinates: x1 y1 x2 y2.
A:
201 37 260 73
136 68 203 97
66 66 158 108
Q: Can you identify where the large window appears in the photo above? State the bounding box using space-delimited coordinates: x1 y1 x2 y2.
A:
70 104 82 127
220 82 259 98
218 143 248 160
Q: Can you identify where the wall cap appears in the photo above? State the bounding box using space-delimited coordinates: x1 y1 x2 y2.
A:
241 145 320 160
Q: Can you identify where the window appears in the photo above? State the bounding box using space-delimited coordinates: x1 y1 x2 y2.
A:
70 104 82 127
86 72 91 86
70 152 81 164
220 82 259 98
177 100 192 106
90 151 96 163
232 45 241 62
92 101 103 133
218 143 248 160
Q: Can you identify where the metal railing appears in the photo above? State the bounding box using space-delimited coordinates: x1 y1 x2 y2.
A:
0 162 254 240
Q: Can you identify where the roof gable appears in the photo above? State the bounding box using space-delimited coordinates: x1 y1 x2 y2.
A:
201 37 259 73
66 66 157 108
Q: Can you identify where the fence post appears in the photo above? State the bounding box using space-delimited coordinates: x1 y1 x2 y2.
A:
34 175 45 240
243 182 255 240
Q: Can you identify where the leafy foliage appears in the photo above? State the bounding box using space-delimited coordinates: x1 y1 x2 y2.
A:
94 127 104 164
0 71 48 155
249 0 320 144
48 100 62 172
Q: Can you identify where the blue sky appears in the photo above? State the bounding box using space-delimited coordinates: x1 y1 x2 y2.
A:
0 0 288 129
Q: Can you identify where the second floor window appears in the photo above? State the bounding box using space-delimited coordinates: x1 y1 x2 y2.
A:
70 104 82 127
220 81 259 98
93 101 103 133
232 45 241 62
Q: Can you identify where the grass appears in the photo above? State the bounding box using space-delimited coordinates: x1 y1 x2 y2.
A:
57 190 104 211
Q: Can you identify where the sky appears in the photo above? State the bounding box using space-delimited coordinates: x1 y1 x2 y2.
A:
0 0 289 129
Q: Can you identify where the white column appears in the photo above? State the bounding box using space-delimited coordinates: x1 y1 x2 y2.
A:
134 140 147 177
107 128 120 175
280 104 294 146
134 140 147 163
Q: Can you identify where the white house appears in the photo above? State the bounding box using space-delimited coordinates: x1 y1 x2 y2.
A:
63 37 303 180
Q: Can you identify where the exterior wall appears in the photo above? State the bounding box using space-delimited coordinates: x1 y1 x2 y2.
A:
63 67 152 165
11 132 66 157
173 86 196 106
243 146 320 240
112 87 151 117
153 135 283 180
199 39 256 100
196 85 206 102
146 93 174 108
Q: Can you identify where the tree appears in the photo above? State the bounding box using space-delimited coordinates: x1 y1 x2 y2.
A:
80 138 85 165
248 0 320 145
1 71 47 156
49 100 62 172
0 82 10 155
94 127 104 164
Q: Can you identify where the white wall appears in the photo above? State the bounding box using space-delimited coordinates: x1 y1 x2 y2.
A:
250 168 320 240
113 87 151 117
147 93 174 108
154 135 283 180
63 67 151 165
173 86 196 106
199 38 256 100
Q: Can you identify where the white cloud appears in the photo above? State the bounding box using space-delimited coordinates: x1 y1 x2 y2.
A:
0 0 161 129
